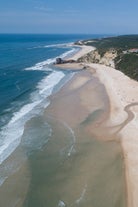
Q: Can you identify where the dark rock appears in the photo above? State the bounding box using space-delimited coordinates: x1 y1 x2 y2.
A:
55 58 64 64
54 58 76 65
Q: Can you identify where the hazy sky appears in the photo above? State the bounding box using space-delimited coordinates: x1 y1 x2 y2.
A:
0 0 138 34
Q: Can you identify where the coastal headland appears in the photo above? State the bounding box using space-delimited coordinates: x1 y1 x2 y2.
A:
53 36 138 207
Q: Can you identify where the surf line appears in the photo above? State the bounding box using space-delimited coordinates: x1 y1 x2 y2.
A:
62 121 76 157
45 114 76 157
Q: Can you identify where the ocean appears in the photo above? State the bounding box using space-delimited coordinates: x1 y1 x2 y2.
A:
0 34 126 207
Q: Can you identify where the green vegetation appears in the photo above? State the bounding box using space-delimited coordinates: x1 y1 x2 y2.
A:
83 35 138 50
77 35 138 81
115 53 138 80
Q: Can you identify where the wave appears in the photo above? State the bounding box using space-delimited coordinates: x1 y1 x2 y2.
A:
44 42 74 48
28 42 74 50
25 59 54 71
0 44 78 166
25 47 78 71
60 48 78 59
0 71 65 165
62 121 76 157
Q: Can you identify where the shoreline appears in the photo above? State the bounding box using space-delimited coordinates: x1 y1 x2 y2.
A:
57 44 138 207
44 68 126 206
69 44 95 61
54 44 95 70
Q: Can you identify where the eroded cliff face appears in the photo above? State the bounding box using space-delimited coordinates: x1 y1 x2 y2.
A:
78 49 118 68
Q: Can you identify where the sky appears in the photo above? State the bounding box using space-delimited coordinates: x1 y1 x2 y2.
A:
0 0 138 34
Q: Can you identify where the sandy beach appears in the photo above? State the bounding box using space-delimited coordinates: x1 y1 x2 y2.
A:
69 44 95 61
91 63 138 207
0 43 136 207
56 45 138 207
44 69 126 207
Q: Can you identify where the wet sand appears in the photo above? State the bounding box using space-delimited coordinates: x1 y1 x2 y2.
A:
23 70 126 207
0 146 30 207
60 58 138 207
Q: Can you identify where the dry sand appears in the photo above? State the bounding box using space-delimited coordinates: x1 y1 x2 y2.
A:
56 45 138 207
90 63 138 207
69 45 95 61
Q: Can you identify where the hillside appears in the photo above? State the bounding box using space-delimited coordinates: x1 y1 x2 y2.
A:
76 35 138 81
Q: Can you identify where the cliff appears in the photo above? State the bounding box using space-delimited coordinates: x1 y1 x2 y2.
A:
77 49 117 68
76 35 138 81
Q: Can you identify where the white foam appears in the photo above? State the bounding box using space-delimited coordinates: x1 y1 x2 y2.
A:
9 101 41 124
0 71 65 165
0 177 7 186
25 48 78 71
60 48 77 59
58 200 66 207
37 71 65 97
75 184 87 204
62 122 76 157
25 59 54 71
44 43 71 48
29 42 74 50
